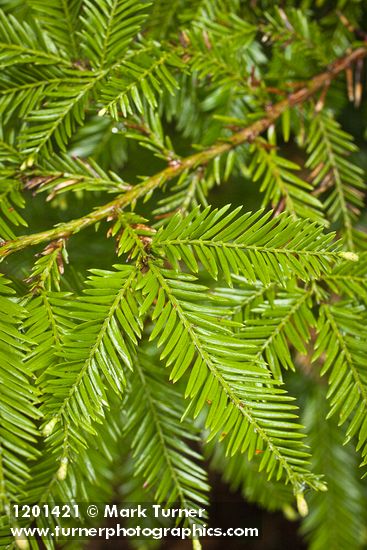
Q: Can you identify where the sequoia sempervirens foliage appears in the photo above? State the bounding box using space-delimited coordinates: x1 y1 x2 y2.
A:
1 1 367 549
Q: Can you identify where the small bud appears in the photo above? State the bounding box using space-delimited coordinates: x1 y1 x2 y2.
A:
57 457 68 481
15 536 29 550
339 251 359 262
42 417 57 437
192 538 202 550
20 155 35 170
296 493 309 517
282 504 298 521
314 480 328 492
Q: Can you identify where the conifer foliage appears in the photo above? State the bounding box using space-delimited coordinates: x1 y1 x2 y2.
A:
0 1 367 549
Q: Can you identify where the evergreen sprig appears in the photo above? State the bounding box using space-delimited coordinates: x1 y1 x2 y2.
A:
313 303 367 466
0 2 367 549
125 347 210 515
306 110 366 249
0 276 41 506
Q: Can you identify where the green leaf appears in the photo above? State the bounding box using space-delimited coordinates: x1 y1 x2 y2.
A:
100 44 182 119
0 170 27 240
81 0 148 69
313 302 367 466
306 110 366 250
140 264 322 492
18 71 99 159
0 9 68 67
153 206 339 283
249 135 325 224
28 0 82 58
301 385 367 550
208 438 294 514
125 345 210 514
41 265 140 446
240 286 316 380
0 275 41 507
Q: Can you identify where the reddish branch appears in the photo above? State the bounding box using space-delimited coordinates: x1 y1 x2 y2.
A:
1 46 366 259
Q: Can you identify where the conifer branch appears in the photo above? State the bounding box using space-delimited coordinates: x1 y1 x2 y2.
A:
2 5 367 546
1 46 366 259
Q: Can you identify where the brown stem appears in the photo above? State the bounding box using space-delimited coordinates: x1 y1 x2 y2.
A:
1 47 366 260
